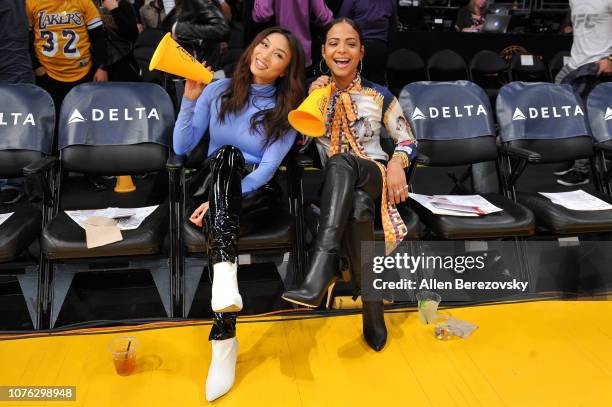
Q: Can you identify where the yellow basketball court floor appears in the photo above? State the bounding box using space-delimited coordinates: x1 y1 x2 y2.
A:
1 300 611 406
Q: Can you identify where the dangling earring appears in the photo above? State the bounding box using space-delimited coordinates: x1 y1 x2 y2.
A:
357 59 363 76
319 59 330 75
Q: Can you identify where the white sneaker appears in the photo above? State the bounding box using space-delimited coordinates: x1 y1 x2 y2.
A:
211 262 243 312
205 337 238 402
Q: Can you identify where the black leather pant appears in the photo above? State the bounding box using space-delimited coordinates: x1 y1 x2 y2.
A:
198 145 276 340
200 146 244 340
204 146 245 265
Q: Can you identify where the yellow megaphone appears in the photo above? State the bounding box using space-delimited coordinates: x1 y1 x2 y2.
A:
149 33 213 83
288 84 332 137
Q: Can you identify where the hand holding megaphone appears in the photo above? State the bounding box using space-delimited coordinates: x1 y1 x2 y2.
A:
149 33 214 83
288 80 332 137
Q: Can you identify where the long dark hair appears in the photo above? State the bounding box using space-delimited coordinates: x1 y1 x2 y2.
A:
218 27 305 146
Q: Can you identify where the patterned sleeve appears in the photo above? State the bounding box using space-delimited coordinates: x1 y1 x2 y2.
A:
383 96 417 162
82 0 103 30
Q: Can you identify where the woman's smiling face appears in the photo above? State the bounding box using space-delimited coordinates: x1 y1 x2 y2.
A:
250 32 292 84
322 21 364 84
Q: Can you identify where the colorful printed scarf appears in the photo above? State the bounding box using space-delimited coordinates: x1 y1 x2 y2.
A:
327 76 407 255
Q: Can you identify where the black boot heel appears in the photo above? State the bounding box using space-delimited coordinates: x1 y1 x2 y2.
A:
282 250 339 308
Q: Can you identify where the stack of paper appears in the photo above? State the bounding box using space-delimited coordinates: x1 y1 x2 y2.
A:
65 206 159 231
411 194 503 217
539 190 612 211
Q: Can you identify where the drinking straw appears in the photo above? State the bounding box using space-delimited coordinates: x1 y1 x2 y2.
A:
125 340 132 360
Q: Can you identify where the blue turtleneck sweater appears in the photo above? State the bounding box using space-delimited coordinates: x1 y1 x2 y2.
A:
173 79 297 194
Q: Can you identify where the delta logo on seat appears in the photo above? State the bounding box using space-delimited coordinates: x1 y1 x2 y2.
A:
0 113 36 126
67 108 160 124
411 105 488 121
511 105 585 121
605 107 612 121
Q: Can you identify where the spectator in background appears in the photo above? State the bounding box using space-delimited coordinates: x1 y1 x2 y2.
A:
455 0 487 32
218 0 232 21
27 0 108 113
338 0 397 85
140 0 167 29
325 0 343 15
161 0 230 104
559 9 573 34
162 0 230 66
553 0 612 186
0 0 34 204
252 0 333 73
97 0 141 82
0 0 34 84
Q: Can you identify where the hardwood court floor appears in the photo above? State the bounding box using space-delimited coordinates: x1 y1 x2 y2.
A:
1 300 611 406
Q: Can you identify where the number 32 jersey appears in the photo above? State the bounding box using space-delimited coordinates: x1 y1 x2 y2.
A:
26 0 103 82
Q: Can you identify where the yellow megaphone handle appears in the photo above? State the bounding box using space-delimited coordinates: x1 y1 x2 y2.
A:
114 175 136 193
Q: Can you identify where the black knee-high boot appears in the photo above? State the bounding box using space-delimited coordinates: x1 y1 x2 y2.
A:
282 155 357 307
343 190 387 351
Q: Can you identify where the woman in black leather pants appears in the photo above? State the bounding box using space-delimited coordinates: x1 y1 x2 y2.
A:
282 18 417 351
173 28 305 401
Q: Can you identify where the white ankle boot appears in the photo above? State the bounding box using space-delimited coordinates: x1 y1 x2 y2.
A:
205 337 238 402
211 262 243 312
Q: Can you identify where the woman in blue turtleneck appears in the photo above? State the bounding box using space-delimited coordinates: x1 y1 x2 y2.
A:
172 27 305 402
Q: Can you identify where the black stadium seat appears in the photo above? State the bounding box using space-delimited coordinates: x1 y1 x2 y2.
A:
29 82 176 328
586 83 612 194
548 51 571 82
386 48 427 96
0 84 55 329
470 50 508 106
426 49 469 81
509 53 549 83
399 81 535 240
497 82 612 235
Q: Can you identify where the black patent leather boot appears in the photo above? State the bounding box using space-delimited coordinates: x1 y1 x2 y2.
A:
282 155 356 308
344 191 387 351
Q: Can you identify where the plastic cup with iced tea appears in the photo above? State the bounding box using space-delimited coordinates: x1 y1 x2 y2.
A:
109 336 138 376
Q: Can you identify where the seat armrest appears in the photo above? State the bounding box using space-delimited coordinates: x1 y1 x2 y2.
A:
594 142 612 154
296 152 314 168
414 152 430 166
23 156 58 176
166 154 186 171
498 143 542 163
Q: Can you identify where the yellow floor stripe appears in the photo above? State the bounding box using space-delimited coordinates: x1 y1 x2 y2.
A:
1 301 612 406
